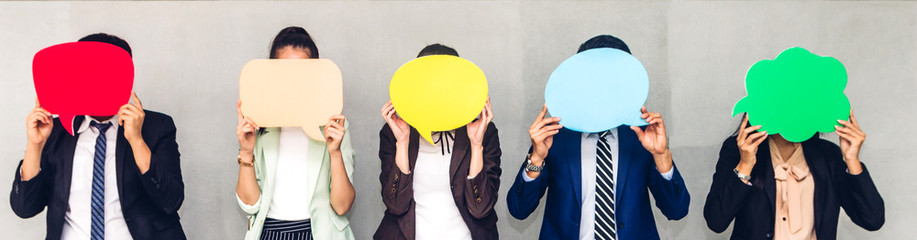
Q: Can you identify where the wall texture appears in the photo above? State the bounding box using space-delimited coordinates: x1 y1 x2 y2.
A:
0 1 913 239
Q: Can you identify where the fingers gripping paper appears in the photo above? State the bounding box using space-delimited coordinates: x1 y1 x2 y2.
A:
545 48 649 133
732 47 850 142
389 55 488 144
239 59 343 142
32 42 135 136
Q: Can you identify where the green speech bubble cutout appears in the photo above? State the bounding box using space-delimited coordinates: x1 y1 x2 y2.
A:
732 47 850 142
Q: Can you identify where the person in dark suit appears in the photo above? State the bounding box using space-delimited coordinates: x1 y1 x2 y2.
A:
703 113 884 239
374 44 502 240
10 33 186 240
506 35 690 240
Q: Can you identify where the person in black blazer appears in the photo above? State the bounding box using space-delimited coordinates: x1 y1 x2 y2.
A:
10 33 185 240
704 114 884 240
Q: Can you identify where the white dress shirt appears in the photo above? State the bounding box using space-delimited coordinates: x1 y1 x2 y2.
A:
413 131 472 240
523 128 673 240
61 116 132 240
266 127 313 220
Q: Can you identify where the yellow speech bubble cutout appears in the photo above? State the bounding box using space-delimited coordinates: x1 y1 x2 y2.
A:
239 59 343 142
390 55 488 144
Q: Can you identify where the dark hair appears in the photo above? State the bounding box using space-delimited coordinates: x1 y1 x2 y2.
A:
269 26 319 59
731 113 820 140
577 35 631 54
78 33 132 57
417 43 459 58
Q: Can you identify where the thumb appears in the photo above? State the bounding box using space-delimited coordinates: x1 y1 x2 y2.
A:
630 126 645 140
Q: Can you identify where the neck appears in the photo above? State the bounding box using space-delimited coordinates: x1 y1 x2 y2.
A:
769 134 796 160
90 115 114 122
769 134 792 146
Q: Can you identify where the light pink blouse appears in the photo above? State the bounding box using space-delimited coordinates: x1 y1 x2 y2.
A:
769 139 817 240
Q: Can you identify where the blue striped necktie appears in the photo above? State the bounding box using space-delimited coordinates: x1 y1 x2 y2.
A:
594 131 616 240
90 121 111 240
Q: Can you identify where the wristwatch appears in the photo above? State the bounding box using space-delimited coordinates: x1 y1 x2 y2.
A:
733 168 750 181
525 153 544 172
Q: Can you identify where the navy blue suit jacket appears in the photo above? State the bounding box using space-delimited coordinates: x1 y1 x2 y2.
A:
10 113 186 240
507 126 690 239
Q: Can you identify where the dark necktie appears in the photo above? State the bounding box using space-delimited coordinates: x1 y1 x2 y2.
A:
90 121 111 240
594 131 616 240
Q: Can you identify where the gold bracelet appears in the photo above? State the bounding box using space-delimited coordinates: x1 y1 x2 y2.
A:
238 155 254 167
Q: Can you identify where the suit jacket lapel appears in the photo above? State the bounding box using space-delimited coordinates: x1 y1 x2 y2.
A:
754 138 777 215
116 126 129 197
802 140 828 232
307 127 326 199
260 128 281 192
450 127 469 182
564 129 583 205
408 128 420 173
616 126 634 205
60 116 83 207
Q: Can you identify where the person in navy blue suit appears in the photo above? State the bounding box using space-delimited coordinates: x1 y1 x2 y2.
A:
506 35 690 240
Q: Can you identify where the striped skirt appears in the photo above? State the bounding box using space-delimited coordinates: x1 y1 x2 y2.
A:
260 218 312 240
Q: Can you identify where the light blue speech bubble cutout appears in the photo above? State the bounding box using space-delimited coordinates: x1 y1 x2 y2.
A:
545 48 649 133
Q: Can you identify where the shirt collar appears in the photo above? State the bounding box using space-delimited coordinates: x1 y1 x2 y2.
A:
76 115 120 134
582 128 618 140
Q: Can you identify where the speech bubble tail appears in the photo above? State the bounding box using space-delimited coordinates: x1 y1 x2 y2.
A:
60 115 76 136
303 126 327 142
420 130 436 145
732 98 750 117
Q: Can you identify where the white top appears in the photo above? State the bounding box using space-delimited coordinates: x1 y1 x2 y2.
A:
522 128 674 240
62 116 132 240
413 131 471 240
266 127 312 220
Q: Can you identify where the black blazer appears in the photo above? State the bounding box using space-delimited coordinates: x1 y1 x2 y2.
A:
704 136 884 240
10 112 186 240
374 123 502 240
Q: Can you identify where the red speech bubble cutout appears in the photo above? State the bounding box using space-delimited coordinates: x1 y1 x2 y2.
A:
32 42 134 135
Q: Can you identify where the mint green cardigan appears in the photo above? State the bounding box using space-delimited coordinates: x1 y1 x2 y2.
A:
236 125 355 240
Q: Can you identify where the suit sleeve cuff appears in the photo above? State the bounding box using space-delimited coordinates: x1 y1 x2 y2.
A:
521 169 539 182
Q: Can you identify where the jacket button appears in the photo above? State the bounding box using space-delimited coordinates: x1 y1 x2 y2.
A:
476 197 482 203
766 233 772 239
391 188 396 193
451 185 454 189
394 174 399 180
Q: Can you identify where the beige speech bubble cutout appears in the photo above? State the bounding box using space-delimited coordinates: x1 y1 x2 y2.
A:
239 59 343 142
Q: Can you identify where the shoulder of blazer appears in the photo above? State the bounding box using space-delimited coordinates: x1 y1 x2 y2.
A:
804 137 840 154
142 110 175 128
802 137 844 170
379 123 393 138
484 122 498 137
616 125 637 144
556 127 580 142
719 135 740 153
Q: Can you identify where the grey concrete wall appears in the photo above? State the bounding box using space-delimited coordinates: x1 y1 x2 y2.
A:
0 1 912 239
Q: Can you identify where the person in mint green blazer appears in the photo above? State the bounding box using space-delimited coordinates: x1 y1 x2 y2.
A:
234 26 356 240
